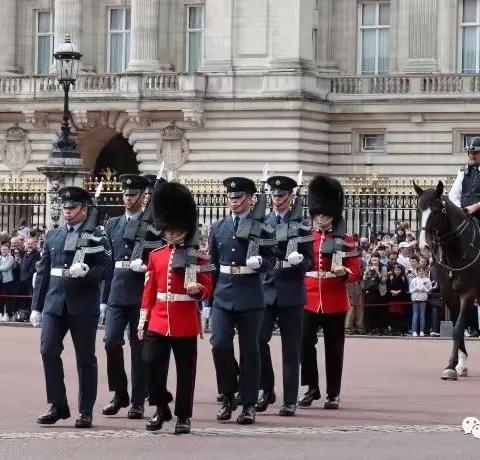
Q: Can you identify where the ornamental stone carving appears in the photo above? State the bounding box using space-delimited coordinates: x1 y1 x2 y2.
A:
0 126 31 173
158 121 189 172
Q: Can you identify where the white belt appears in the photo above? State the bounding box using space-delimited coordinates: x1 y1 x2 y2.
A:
157 292 195 302
219 265 255 275
115 261 131 269
275 260 292 270
50 268 72 278
306 271 339 279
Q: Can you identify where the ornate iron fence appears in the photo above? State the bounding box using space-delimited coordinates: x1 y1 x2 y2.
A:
0 178 47 234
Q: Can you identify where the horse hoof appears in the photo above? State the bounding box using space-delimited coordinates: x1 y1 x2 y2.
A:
441 369 458 380
456 367 468 377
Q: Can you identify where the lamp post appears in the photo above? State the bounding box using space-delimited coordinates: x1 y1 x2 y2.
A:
51 33 82 163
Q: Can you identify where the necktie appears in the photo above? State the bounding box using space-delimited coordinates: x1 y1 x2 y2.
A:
233 216 240 232
68 226 74 233
276 214 282 225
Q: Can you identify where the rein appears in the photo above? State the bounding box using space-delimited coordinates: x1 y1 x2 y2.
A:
426 208 480 272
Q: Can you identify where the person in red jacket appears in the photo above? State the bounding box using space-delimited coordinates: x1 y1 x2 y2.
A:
298 175 361 410
138 181 213 434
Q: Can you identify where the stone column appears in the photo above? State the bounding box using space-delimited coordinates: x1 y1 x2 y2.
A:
0 0 17 73
402 0 439 72
54 0 92 71
127 0 161 72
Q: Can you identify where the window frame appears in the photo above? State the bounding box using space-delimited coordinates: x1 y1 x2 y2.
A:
357 1 391 75
460 0 480 73
107 7 131 74
360 133 386 153
35 10 55 74
185 4 205 72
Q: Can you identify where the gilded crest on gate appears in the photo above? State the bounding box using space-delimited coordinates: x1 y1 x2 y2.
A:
0 126 31 173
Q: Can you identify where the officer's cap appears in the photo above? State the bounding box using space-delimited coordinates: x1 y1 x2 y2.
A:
119 174 149 195
142 174 157 194
466 137 480 152
267 176 297 196
223 177 257 198
58 186 91 209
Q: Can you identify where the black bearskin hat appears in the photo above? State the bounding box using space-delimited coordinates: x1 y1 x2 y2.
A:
153 181 197 234
308 175 344 221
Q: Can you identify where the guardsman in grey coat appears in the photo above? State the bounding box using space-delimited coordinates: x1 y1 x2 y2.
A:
256 175 313 417
30 186 112 429
101 174 161 419
210 177 276 425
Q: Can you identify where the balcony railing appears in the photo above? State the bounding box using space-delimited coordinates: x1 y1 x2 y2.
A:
0 72 205 99
330 73 480 95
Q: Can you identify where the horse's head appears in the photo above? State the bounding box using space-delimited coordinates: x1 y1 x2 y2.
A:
413 181 445 250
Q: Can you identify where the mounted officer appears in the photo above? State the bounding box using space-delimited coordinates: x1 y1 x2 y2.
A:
30 186 112 428
449 136 480 218
209 175 276 425
256 174 313 417
101 174 163 419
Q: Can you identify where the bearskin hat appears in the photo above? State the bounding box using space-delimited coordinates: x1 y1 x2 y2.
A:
152 181 197 234
308 175 344 221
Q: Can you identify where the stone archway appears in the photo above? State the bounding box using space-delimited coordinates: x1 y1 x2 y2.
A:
94 134 139 177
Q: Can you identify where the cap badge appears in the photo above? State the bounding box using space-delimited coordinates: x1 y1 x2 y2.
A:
231 181 236 188
275 180 281 186
65 191 71 198
126 179 132 185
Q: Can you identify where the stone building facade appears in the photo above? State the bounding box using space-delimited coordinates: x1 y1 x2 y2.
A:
0 0 479 182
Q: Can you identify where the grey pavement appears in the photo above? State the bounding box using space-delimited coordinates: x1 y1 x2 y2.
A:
0 326 479 459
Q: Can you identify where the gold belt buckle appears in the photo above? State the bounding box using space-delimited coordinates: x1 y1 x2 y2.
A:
62 268 71 278
123 261 131 269
230 266 240 275
167 293 175 301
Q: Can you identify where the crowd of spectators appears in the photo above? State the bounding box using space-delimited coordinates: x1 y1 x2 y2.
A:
345 222 480 337
0 219 42 322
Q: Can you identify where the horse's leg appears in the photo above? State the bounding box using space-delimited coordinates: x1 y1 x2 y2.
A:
442 297 470 380
456 337 468 376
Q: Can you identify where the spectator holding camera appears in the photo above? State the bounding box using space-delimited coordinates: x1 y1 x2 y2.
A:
409 266 432 337
363 252 387 334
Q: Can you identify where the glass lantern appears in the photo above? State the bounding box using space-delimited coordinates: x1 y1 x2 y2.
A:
53 34 82 83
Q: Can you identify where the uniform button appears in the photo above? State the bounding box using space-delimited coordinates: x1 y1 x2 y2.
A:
232 236 236 240
125 256 128 260
232 248 235 252
125 244 128 248
232 262 236 266
64 264 68 268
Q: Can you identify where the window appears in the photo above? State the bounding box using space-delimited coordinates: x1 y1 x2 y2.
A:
108 7 131 73
36 11 54 74
463 133 480 149
186 5 204 72
461 0 480 72
361 134 385 152
359 2 390 75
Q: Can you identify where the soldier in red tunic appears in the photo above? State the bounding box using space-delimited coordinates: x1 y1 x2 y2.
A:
138 181 213 434
298 175 361 410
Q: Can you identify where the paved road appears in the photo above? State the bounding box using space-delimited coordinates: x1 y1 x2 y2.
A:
0 326 479 459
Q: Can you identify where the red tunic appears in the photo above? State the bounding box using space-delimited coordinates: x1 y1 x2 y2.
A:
304 230 361 315
142 244 213 337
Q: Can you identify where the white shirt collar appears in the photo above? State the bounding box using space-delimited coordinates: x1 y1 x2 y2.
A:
232 209 250 221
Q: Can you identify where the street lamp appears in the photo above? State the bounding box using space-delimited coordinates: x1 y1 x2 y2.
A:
51 33 82 162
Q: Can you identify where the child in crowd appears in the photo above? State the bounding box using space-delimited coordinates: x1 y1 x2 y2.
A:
409 266 432 337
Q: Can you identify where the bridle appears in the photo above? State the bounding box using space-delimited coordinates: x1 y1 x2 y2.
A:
421 199 480 272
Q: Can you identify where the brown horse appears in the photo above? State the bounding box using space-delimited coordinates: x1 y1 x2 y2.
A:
414 181 480 380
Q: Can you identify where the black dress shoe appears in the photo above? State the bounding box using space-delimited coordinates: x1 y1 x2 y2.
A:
75 414 92 428
324 396 340 410
216 394 225 404
174 417 191 434
255 391 276 412
146 406 172 431
298 387 321 407
102 394 130 416
217 394 238 421
279 403 296 417
236 405 255 425
127 404 144 419
37 405 70 425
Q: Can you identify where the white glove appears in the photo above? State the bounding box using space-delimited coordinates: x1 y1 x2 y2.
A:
246 256 262 270
137 309 148 341
30 310 42 327
130 258 147 273
287 251 304 266
69 263 89 278
100 303 107 318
